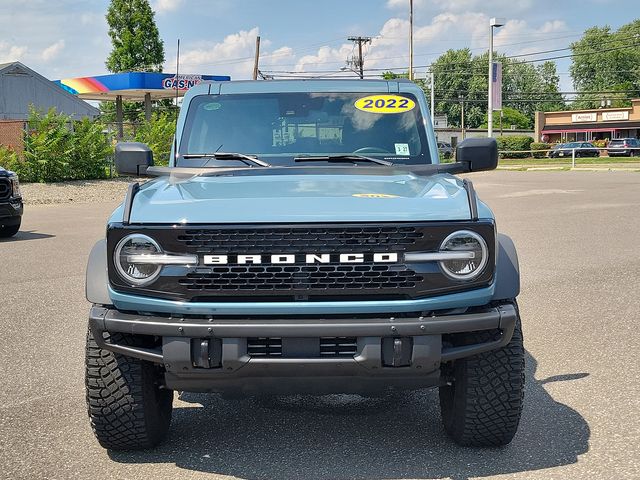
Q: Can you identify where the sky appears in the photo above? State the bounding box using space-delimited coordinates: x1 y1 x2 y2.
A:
0 0 635 92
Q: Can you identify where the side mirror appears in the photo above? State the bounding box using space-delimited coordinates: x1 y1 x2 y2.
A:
455 138 498 172
115 142 154 176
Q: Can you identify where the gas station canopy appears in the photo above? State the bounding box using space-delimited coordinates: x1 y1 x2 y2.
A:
55 72 230 101
54 72 230 136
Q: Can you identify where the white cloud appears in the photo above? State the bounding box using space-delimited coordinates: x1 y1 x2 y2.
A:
0 42 28 63
295 44 355 72
168 27 296 79
154 0 185 14
41 40 65 62
0 3 109 79
283 12 569 78
493 19 569 54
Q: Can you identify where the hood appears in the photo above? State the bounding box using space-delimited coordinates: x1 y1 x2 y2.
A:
121 170 479 224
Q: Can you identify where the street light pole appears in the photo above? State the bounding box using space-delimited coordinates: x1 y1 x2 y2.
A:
488 17 505 138
459 95 465 140
409 0 414 80
430 67 435 125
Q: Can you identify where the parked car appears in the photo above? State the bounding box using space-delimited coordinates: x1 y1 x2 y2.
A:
0 167 23 238
437 141 453 158
548 142 600 158
607 138 640 157
85 79 524 451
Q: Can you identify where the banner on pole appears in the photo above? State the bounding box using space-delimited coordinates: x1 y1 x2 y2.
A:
491 62 502 111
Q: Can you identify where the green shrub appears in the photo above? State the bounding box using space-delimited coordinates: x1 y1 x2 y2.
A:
530 142 551 159
496 135 535 158
69 118 113 180
1 108 114 182
22 108 73 182
134 113 176 166
591 139 608 148
0 145 20 173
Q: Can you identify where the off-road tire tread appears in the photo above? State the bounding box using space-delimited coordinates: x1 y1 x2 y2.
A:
0 223 20 238
85 328 172 450
439 301 525 447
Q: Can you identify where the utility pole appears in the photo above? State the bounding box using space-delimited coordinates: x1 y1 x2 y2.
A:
409 0 414 80
252 35 261 80
347 36 372 79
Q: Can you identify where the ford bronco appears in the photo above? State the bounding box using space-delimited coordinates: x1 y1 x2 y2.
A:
85 79 524 450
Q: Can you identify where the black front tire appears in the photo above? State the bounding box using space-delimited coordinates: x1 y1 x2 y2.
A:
439 302 525 447
0 221 20 238
85 328 173 450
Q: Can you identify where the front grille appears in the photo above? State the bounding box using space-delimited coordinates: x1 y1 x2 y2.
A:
179 264 422 292
320 337 358 356
247 337 358 358
0 179 10 200
108 222 496 302
247 337 283 357
177 226 423 253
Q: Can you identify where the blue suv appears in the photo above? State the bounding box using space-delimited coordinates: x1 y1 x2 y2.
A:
85 79 524 450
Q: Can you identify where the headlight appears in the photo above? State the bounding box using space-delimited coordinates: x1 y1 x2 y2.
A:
114 234 163 285
438 230 488 280
10 176 20 198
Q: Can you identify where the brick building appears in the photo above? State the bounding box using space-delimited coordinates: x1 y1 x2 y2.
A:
535 99 640 143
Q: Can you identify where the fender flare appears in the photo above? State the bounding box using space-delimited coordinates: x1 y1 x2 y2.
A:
492 233 520 301
86 239 112 305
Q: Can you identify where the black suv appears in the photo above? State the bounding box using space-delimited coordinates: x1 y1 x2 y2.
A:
0 167 23 237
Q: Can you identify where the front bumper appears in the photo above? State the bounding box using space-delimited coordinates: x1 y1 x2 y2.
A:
0 198 23 226
607 149 631 156
89 303 517 394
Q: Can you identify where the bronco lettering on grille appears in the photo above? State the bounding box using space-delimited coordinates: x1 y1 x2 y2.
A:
202 253 399 265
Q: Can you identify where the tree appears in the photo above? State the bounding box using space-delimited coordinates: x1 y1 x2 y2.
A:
429 50 565 128
383 49 565 128
106 0 165 72
569 21 640 108
480 107 532 130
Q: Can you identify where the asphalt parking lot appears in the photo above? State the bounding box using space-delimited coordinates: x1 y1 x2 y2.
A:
1 171 639 480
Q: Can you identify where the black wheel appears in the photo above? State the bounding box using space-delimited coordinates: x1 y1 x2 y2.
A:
439 302 525 447
85 328 173 450
0 221 20 238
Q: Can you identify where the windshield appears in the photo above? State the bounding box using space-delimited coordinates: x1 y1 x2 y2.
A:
178 92 431 167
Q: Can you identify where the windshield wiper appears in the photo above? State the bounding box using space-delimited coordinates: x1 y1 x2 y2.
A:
182 152 271 167
294 154 393 166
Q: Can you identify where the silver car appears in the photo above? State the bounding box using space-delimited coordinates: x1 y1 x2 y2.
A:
437 141 453 159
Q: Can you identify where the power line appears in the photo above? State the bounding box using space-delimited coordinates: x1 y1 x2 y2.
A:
260 32 587 69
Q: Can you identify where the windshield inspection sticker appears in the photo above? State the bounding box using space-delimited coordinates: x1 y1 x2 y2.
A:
354 94 416 114
395 143 410 156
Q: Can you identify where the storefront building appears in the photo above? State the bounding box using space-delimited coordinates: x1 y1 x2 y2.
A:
535 99 640 143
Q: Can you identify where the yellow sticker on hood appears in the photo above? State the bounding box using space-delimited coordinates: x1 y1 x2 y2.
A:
354 95 416 114
352 193 400 198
